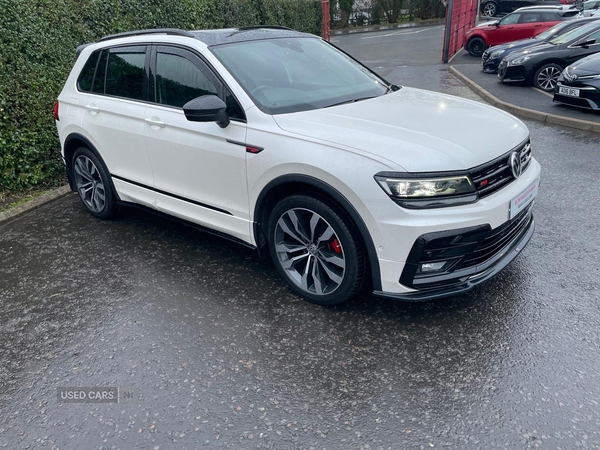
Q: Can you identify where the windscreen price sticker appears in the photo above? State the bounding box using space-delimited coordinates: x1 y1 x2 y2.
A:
509 177 539 220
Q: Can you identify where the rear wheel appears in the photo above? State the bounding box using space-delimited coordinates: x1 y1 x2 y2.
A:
482 1 498 17
467 37 486 57
72 147 118 219
267 194 366 306
533 63 563 92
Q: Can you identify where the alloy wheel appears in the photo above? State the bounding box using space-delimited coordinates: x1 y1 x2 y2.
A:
537 66 561 91
74 155 106 213
274 208 346 296
483 3 496 16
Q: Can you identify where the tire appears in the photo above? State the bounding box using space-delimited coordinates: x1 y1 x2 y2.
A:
481 1 497 17
267 194 366 306
72 147 118 219
533 63 563 92
467 37 486 57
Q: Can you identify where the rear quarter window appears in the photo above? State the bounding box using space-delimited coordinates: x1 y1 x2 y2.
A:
77 51 100 92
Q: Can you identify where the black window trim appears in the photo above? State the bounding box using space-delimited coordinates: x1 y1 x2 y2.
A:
74 42 247 122
76 49 101 93
149 43 247 123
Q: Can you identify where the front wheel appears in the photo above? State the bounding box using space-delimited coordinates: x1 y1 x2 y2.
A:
467 37 486 57
533 63 563 92
267 195 366 306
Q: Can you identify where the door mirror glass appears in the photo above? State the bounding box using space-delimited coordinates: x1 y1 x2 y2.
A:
183 95 230 128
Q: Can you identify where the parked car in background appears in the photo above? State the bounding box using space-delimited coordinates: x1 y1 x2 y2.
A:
482 16 600 73
553 51 600 108
481 0 576 17
580 0 600 16
465 8 576 56
498 21 600 90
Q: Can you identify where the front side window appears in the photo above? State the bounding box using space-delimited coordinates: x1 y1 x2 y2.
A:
550 23 600 45
105 47 146 100
155 52 218 108
210 38 389 114
500 13 521 25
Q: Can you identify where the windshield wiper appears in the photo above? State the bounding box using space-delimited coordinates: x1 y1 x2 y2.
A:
324 96 379 108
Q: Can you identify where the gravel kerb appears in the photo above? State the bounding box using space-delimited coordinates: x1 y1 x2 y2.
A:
0 185 72 224
449 66 600 133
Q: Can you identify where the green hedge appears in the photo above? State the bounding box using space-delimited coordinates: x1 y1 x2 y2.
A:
0 0 322 190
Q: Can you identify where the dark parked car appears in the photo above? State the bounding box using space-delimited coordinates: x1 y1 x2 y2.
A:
498 21 600 90
553 52 600 109
481 0 575 17
465 8 575 56
482 17 600 73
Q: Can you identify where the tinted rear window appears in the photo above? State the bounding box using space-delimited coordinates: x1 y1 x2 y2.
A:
77 51 100 92
105 48 146 100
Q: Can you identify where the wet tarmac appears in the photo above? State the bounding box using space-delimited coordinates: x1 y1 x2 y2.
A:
1 28 600 450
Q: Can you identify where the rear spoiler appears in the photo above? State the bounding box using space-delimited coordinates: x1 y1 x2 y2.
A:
76 43 93 57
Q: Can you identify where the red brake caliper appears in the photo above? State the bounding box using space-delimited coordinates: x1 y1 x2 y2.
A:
327 238 342 254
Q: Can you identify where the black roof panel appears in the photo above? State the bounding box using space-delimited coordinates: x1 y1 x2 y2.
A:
191 27 316 46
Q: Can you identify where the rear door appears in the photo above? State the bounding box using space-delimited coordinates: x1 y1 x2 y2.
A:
79 45 156 207
142 45 251 242
515 12 552 40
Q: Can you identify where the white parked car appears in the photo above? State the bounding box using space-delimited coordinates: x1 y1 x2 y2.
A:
55 27 541 305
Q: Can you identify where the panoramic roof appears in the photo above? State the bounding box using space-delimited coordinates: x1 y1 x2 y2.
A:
192 27 316 46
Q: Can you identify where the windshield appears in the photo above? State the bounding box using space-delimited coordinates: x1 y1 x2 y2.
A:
535 22 570 40
549 23 599 45
210 38 390 114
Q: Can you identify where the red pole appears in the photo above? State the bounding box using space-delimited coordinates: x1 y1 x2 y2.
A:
322 0 330 41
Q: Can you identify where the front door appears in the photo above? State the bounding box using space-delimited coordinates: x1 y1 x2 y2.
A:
142 45 251 243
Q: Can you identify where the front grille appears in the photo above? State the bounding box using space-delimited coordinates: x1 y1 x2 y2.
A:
469 140 532 198
498 61 507 77
400 205 534 290
458 205 533 270
482 50 490 62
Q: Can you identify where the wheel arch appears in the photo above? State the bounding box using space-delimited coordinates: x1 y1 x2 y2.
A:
253 174 382 291
64 133 120 201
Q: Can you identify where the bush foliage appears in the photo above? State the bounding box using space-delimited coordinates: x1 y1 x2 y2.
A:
0 0 322 190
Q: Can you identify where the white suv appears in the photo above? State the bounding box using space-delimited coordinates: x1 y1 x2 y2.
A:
55 27 541 305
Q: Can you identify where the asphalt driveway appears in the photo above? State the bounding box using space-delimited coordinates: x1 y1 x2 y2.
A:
1 25 600 449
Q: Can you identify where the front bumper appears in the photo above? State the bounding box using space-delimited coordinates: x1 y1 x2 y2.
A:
482 50 502 74
371 157 541 300
498 60 532 83
373 206 534 301
553 81 600 110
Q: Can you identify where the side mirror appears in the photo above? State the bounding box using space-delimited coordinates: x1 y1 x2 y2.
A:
575 38 596 47
491 20 500 27
183 95 230 128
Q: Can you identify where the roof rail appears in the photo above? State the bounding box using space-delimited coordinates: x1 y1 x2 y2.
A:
99 28 195 42
237 25 294 31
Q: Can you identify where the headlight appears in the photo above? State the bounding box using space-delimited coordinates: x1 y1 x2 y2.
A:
508 55 531 66
489 49 505 59
374 174 478 209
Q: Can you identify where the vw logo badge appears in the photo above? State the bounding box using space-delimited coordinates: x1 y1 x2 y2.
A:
510 152 522 178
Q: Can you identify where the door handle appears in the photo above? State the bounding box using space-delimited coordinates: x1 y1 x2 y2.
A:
145 118 166 128
85 104 100 114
